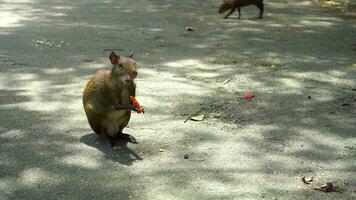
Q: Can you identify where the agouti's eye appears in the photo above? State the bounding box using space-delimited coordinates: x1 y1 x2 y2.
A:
118 64 123 68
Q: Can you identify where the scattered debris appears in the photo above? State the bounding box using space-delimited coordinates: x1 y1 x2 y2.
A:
341 103 350 107
223 79 231 84
243 93 255 100
159 148 165 152
112 145 121 150
308 96 311 99
314 182 340 193
286 27 296 33
270 64 279 70
185 26 196 31
190 114 204 121
184 152 207 162
301 176 314 184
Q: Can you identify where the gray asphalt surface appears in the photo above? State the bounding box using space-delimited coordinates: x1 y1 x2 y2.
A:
0 0 355 199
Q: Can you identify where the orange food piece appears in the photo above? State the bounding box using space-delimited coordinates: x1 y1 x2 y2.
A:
130 96 144 113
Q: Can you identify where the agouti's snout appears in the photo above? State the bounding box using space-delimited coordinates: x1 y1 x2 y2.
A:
129 71 137 79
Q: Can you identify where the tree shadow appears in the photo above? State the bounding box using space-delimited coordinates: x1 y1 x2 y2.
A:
80 133 142 166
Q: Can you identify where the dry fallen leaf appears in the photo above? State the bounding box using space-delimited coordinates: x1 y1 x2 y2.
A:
190 115 204 121
271 64 278 70
185 27 196 31
314 182 338 193
301 176 314 184
223 79 231 84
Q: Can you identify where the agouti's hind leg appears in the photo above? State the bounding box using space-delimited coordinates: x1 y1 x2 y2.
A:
107 135 121 150
224 8 236 19
256 3 264 19
116 132 138 144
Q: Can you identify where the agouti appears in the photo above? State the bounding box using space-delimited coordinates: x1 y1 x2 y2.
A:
83 51 142 148
218 0 264 19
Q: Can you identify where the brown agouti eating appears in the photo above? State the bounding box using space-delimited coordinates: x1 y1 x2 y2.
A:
219 0 264 19
83 51 143 148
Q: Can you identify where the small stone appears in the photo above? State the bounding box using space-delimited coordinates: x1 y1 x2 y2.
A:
184 154 189 159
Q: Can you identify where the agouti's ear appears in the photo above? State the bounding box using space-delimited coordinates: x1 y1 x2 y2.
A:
109 52 120 64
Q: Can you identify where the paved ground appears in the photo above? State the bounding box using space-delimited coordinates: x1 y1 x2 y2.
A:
0 0 355 199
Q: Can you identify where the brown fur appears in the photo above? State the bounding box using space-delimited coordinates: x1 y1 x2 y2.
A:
219 0 264 19
83 52 138 146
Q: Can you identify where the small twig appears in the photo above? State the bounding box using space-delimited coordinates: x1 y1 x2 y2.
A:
184 115 192 123
223 79 231 84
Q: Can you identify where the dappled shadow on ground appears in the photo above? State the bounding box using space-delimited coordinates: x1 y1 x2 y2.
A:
0 0 355 199
80 133 142 165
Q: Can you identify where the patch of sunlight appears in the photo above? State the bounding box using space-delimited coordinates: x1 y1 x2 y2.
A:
165 59 204 68
0 1 39 28
0 129 25 139
120 9 133 13
299 20 335 27
78 62 106 70
193 44 209 48
327 70 347 77
140 28 164 32
249 38 273 43
59 154 101 169
52 6 74 10
12 73 38 81
245 124 280 135
278 78 303 89
240 27 264 32
295 71 355 88
43 67 76 75
49 12 67 17
0 11 27 28
266 23 284 28
18 168 62 187
289 1 312 6
163 59 226 78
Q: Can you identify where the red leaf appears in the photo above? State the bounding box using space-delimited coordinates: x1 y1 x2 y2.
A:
243 93 255 100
